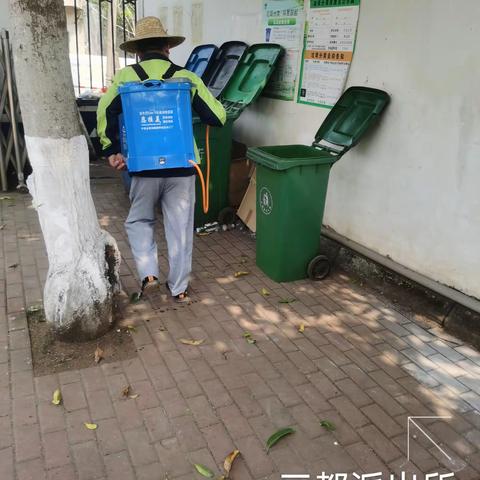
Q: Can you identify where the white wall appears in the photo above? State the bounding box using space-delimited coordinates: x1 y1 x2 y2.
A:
142 0 480 300
140 0 264 65
0 0 9 30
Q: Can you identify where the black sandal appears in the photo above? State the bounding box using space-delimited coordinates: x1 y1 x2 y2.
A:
165 282 190 303
139 276 159 298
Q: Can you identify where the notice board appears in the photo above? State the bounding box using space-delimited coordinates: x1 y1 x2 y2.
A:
298 0 360 108
262 0 305 101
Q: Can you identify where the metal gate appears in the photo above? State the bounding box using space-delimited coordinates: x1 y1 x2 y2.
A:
68 0 138 93
0 29 28 192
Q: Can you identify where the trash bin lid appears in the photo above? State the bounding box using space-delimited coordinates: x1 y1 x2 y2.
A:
184 44 218 79
204 41 248 98
247 144 337 170
219 43 284 107
313 86 390 155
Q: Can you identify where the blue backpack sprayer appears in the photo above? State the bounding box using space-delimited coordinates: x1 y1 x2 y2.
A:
118 78 211 212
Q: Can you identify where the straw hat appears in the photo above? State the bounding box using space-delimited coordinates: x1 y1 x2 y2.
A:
119 16 185 53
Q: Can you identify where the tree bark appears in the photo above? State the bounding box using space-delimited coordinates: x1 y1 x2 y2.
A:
10 0 121 341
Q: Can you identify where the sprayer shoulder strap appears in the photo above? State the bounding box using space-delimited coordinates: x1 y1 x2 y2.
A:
131 62 178 81
163 64 179 79
131 63 149 81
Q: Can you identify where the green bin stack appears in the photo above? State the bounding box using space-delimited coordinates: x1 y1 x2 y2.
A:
193 43 284 227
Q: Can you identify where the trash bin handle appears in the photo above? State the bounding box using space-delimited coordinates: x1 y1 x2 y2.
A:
142 80 164 88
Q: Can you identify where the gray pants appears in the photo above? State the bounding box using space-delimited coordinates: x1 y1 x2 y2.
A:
125 175 195 296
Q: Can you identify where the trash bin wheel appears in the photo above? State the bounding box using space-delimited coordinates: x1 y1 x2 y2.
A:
218 207 237 225
307 255 331 281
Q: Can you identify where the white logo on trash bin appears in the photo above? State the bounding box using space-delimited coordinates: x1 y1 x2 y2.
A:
259 187 273 215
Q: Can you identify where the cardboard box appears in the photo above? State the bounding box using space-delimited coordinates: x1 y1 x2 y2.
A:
237 167 256 232
229 157 251 207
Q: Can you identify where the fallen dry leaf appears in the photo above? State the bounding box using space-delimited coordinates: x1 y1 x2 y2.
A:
223 449 240 477
179 338 205 346
126 325 136 332
0 224 5 230
234 271 249 278
27 304 42 314
52 389 62 406
129 394 140 399
121 385 131 398
261 288 270 296
94 346 104 364
298 323 305 333
84 422 98 430
279 298 296 304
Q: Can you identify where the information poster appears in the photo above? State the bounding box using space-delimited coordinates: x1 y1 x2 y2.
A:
298 0 360 108
263 0 305 101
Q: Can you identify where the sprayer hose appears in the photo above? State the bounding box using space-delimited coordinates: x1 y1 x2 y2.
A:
189 125 210 214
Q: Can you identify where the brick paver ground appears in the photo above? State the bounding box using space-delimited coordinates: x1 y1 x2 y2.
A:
1 169 479 480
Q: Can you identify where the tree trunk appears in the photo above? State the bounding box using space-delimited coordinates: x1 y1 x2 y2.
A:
10 0 121 341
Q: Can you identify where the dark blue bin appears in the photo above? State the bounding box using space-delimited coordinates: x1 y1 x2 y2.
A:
118 79 196 172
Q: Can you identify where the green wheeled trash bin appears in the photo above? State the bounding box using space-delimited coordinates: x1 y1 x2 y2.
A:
247 86 390 283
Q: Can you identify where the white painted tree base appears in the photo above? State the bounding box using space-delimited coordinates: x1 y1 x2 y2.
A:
26 135 121 340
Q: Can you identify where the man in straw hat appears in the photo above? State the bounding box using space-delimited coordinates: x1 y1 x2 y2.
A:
97 17 226 302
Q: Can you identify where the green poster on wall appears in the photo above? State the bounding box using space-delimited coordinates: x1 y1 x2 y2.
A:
297 0 360 108
262 0 305 101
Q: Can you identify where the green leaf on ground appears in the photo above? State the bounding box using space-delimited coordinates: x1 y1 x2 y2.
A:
193 463 214 478
266 427 295 451
320 420 336 432
261 288 270 296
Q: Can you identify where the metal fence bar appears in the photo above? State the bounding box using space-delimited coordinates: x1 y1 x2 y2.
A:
73 0 81 94
122 0 127 65
99 0 105 88
110 0 116 75
86 0 93 90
